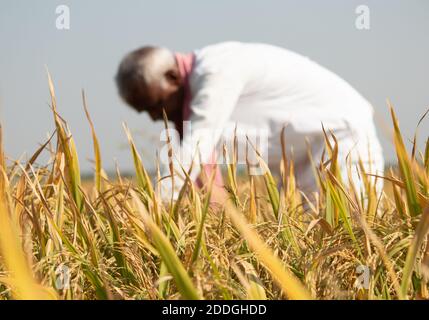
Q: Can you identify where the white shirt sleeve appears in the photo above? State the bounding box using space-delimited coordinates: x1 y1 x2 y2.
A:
158 70 244 200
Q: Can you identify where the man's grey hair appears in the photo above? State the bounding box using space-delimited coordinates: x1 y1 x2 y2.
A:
115 46 175 105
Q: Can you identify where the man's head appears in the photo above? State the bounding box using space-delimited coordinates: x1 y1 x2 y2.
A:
115 46 183 120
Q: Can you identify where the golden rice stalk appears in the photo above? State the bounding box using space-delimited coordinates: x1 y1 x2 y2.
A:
0 127 56 300
191 168 216 265
245 141 258 223
231 261 267 300
130 190 201 300
123 123 158 221
247 176 257 224
82 90 104 193
216 191 312 300
424 138 429 177
401 206 429 297
162 109 176 209
46 69 83 211
223 127 239 206
246 137 279 217
389 103 422 217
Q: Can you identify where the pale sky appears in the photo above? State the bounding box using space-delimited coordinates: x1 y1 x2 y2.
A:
1 0 428 173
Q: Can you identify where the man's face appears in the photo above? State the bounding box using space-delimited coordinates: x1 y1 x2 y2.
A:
142 84 182 121
130 70 183 121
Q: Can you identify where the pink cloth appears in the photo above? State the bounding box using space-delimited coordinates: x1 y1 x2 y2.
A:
174 52 223 188
173 52 194 138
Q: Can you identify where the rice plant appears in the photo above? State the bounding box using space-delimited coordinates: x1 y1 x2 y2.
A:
0 74 428 300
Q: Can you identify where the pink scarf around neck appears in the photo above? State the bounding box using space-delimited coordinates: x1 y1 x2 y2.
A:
174 52 223 188
174 52 194 133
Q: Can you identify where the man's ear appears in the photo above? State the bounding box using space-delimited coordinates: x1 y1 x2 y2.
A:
165 69 181 85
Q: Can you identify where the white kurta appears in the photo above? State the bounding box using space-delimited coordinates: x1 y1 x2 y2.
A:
158 42 384 198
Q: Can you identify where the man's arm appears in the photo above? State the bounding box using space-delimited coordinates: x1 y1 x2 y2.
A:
158 71 244 200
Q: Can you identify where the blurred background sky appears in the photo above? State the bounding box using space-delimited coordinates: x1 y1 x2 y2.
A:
1 0 428 174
